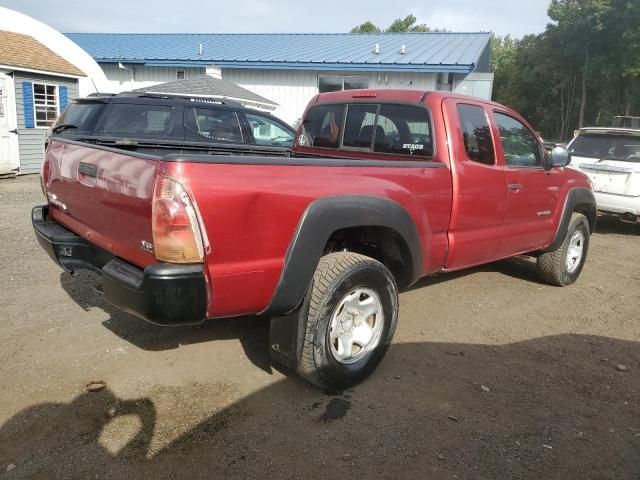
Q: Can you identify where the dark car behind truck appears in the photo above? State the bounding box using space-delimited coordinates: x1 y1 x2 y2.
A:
34 89 596 391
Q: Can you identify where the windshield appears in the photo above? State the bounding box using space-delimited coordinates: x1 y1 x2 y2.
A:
53 102 105 136
570 134 640 162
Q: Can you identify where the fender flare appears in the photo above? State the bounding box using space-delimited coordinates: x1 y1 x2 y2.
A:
544 188 596 252
265 195 424 316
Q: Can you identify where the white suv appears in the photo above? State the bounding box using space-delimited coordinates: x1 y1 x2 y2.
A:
567 128 640 223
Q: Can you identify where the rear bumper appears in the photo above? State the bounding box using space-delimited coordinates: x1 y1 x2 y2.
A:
32 205 207 326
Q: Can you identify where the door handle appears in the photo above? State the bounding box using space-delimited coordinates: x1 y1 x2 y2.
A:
9 129 18 134
507 183 523 191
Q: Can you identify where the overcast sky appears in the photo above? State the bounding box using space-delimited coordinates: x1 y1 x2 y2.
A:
1 0 551 38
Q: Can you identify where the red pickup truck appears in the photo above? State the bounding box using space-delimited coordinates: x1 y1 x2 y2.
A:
33 90 596 390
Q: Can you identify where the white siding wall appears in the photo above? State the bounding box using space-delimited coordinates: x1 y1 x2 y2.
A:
99 63 205 93
223 69 439 126
455 73 495 100
97 64 494 127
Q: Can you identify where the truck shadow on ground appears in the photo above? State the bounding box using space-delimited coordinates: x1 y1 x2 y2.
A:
59 271 273 374
1 334 639 479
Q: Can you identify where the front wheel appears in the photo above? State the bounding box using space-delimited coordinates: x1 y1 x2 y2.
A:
297 252 399 391
537 212 591 286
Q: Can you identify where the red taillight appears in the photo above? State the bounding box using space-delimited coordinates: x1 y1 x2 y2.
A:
152 176 204 263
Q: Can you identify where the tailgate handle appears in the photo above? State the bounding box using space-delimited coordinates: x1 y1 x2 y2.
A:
79 162 97 178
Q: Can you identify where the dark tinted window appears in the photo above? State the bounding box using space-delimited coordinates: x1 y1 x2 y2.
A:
343 104 377 149
184 107 243 143
299 104 345 149
570 134 640 162
495 112 542 167
457 104 495 165
96 104 181 138
374 104 433 157
54 102 105 135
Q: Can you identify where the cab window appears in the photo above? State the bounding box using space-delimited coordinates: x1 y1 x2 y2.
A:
342 104 378 149
299 104 345 149
373 104 432 157
494 112 542 167
456 104 495 165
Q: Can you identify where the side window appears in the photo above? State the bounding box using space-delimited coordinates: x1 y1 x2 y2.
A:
374 104 433 157
185 107 243 143
342 104 378 149
299 104 345 149
456 104 495 165
245 113 293 147
494 112 542 167
96 104 179 138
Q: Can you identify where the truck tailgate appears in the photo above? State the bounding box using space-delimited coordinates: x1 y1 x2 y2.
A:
44 140 158 268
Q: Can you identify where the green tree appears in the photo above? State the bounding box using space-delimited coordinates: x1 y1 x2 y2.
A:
350 14 434 33
350 21 381 33
387 15 430 32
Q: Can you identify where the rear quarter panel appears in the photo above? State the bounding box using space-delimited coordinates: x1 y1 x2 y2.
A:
163 160 452 318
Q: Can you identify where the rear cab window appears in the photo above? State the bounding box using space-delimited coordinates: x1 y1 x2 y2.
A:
299 102 433 158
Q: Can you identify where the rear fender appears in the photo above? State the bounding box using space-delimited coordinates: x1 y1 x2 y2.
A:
266 195 422 316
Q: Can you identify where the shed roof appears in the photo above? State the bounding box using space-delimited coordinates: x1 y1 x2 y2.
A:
0 30 84 77
66 32 491 73
132 75 277 106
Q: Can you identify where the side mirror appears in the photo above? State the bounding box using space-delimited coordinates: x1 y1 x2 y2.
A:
544 146 571 170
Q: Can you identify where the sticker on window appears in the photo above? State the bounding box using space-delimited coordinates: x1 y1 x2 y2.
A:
402 144 424 150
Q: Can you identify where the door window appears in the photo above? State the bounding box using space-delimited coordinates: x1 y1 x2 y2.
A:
456 104 495 165
185 107 243 143
494 112 542 167
245 113 293 147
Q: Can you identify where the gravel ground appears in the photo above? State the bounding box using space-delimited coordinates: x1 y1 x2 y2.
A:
0 175 639 479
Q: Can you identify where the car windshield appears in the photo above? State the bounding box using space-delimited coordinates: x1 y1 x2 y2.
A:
570 133 640 162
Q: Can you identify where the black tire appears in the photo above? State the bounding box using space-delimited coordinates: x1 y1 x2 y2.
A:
537 212 590 286
297 252 398 391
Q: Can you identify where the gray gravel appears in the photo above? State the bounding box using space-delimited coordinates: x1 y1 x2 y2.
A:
1 175 639 479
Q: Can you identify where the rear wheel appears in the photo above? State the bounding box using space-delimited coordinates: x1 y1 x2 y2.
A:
537 212 590 286
297 252 398 391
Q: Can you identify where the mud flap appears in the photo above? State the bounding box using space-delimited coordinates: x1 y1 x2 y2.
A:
268 306 306 371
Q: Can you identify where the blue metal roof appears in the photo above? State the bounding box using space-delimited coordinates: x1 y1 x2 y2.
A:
65 32 491 73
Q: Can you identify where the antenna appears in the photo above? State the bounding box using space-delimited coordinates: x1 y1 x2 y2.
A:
199 43 203 55
399 44 406 54
372 43 380 54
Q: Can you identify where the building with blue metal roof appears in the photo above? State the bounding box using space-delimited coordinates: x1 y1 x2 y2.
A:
67 32 493 124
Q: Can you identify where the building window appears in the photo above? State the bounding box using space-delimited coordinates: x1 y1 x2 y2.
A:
33 83 58 128
318 75 369 93
176 69 186 80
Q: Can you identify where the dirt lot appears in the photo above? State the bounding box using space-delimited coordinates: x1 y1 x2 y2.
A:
0 175 639 479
